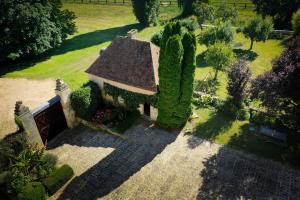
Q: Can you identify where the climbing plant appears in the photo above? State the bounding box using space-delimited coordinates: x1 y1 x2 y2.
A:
103 83 157 110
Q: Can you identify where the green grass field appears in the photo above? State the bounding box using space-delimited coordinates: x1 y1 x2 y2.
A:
1 3 293 165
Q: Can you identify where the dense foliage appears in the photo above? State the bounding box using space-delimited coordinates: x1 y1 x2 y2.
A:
251 35 300 133
17 182 46 200
251 0 300 29
292 9 300 34
204 42 235 80
227 59 252 104
242 16 274 50
157 22 196 128
103 83 157 110
150 31 163 46
131 0 159 26
70 81 101 120
0 134 57 198
194 3 215 29
42 164 74 195
0 0 76 62
199 21 235 47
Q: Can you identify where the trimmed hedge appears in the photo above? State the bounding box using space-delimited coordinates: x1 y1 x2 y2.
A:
42 164 74 195
70 81 101 120
17 182 46 200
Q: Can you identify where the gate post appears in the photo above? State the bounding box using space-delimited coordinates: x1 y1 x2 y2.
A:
55 79 78 128
14 101 44 147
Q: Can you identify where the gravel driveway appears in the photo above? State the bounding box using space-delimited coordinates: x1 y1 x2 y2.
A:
47 119 300 200
0 78 55 139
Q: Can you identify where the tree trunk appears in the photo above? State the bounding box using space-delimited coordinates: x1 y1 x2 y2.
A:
214 69 219 80
249 39 254 50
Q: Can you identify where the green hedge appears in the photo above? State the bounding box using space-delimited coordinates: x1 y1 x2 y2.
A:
70 81 101 120
42 165 74 195
17 182 46 200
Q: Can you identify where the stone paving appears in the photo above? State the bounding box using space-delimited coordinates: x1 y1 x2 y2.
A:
47 119 300 200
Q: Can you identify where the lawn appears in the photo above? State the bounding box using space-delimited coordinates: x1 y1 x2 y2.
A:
0 3 291 165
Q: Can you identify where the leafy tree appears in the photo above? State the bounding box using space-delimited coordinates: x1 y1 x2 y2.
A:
242 16 274 50
292 9 300 34
157 22 196 128
199 21 235 47
177 0 208 17
0 0 76 62
194 3 216 29
132 0 159 27
215 4 238 22
251 0 300 29
251 35 300 132
204 42 235 80
227 59 252 104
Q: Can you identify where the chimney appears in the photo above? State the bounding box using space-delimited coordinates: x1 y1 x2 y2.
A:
127 29 138 39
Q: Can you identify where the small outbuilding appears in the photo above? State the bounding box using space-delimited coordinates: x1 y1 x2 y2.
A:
85 30 159 120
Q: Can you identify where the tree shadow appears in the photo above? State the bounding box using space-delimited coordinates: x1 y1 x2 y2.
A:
188 111 234 149
0 23 143 76
47 119 179 200
233 49 258 61
196 136 300 199
196 51 209 68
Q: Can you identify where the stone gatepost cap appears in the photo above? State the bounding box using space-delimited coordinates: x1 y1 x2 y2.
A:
14 101 30 116
55 79 68 91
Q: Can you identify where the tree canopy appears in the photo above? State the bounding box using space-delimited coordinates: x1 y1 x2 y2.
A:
251 35 300 132
0 0 76 62
292 9 300 34
242 16 273 50
199 21 235 47
194 3 216 29
132 0 159 27
204 42 235 80
251 0 300 29
177 0 208 17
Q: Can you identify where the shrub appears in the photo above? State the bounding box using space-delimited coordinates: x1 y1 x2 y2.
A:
236 108 250 121
42 164 74 195
192 94 223 108
70 81 101 120
250 112 277 127
227 59 252 103
199 21 235 47
150 31 162 46
292 9 300 34
204 42 235 80
17 182 46 200
0 0 76 62
242 16 274 50
131 0 159 26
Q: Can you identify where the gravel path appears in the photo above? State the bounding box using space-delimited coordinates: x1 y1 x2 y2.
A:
48 119 300 200
0 78 55 139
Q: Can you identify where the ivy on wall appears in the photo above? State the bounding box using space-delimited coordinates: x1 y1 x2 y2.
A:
103 83 157 110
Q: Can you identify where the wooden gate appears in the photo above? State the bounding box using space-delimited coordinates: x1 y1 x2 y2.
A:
33 96 67 145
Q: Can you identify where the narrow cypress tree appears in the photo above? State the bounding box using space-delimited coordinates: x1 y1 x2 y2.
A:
132 0 159 27
157 22 197 128
157 34 184 128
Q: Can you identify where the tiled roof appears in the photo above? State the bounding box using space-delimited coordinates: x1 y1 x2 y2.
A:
86 35 159 93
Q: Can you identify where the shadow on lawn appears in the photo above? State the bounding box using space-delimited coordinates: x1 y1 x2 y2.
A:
0 23 143 76
48 119 179 200
233 49 258 61
187 112 234 149
196 51 209 68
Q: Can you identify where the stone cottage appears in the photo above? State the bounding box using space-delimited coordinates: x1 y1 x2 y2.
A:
85 30 159 120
